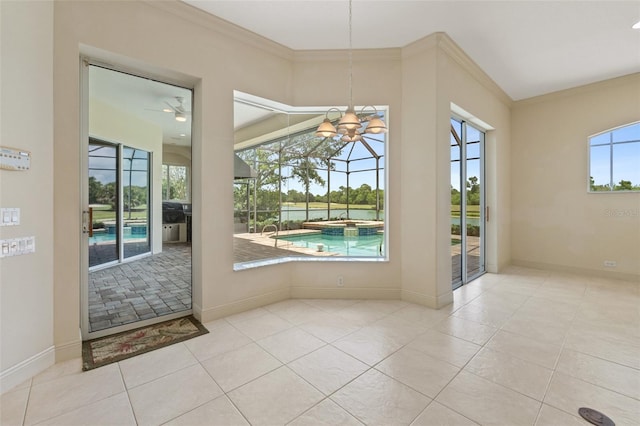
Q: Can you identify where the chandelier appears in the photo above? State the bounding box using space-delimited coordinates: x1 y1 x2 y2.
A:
315 0 388 142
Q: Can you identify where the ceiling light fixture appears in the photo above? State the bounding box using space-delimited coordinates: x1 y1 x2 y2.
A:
633 20 640 29
175 111 187 122
315 0 387 141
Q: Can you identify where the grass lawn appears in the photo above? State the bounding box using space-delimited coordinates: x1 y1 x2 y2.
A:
451 204 481 217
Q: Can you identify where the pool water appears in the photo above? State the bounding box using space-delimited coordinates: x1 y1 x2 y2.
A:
277 233 384 257
89 229 148 245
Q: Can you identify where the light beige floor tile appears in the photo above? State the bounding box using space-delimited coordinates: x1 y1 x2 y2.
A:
228 367 324 426
300 298 361 313
288 399 363 426
464 348 552 401
223 307 270 324
299 313 361 343
407 329 481 368
563 327 640 370
1 387 29 426
368 315 430 346
520 297 578 322
266 300 326 325
411 402 479 426
37 392 135 425
535 404 585 426
359 299 409 315
435 316 498 346
164 395 249 425
8 378 32 392
501 314 569 346
556 349 640 400
183 322 252 362
201 342 281 392
331 369 431 425
452 303 514 328
545 372 640 426
376 347 460 398
485 330 562 369
119 343 198 389
435 371 541 426
232 312 293 340
202 318 227 330
335 304 391 327
391 304 451 327
288 345 368 395
24 363 125 425
128 364 223 426
257 327 325 363
332 327 403 366
31 357 83 385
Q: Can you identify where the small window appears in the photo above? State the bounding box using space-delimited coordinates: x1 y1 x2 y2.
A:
589 122 640 192
162 164 189 201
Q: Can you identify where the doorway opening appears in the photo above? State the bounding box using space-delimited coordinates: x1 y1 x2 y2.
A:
81 63 193 339
450 117 485 289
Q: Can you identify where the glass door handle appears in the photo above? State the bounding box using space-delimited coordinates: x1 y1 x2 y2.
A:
82 208 93 236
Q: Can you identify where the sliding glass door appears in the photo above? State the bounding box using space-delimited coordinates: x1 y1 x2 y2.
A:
451 118 485 289
88 139 151 269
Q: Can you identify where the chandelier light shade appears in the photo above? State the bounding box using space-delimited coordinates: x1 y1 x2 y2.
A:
315 0 387 141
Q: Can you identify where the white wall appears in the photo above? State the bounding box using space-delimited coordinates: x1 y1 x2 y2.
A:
0 1 55 392
512 74 640 280
90 99 164 253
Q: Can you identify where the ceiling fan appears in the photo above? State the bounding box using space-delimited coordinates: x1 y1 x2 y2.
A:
162 96 190 122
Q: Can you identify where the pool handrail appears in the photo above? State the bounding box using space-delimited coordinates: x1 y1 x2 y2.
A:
261 224 279 247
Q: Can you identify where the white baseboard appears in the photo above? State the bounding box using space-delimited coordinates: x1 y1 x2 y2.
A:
511 259 640 282
1 346 55 394
199 288 290 323
290 286 401 300
401 289 453 309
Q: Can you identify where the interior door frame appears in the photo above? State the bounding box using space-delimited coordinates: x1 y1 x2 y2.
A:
79 57 194 340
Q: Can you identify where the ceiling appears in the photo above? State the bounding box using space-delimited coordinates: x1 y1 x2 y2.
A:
89 66 193 147
185 0 640 101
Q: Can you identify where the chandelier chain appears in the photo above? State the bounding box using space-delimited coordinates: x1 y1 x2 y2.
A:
348 0 353 109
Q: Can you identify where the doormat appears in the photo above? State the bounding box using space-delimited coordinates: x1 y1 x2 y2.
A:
82 316 208 371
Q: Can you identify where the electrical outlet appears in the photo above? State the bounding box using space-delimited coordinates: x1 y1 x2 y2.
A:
337 276 344 287
604 260 617 267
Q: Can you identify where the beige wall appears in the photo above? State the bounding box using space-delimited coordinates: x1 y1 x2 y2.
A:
89 99 164 253
9 0 637 392
400 34 512 307
0 1 55 392
289 49 403 299
53 0 296 361
512 74 640 280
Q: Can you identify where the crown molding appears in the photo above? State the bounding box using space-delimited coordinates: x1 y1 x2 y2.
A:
436 33 512 106
293 48 401 63
514 72 640 107
142 0 293 61
401 32 512 107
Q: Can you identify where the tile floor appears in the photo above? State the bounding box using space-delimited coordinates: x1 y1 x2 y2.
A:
2 266 639 425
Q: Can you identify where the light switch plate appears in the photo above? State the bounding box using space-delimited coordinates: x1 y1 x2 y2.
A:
0 208 19 226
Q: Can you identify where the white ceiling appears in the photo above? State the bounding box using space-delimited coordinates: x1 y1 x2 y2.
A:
89 66 193 147
185 0 640 100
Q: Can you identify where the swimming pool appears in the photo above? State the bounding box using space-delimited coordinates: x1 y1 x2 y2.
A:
277 233 384 257
89 229 148 245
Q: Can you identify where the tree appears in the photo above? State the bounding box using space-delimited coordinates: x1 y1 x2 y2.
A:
615 179 634 191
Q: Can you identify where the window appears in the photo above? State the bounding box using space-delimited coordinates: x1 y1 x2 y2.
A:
589 122 640 192
233 92 387 268
162 164 189 201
